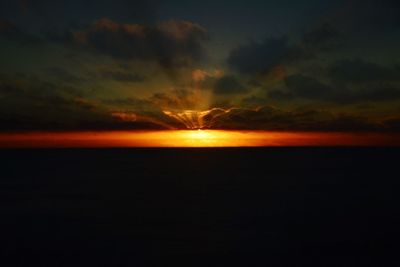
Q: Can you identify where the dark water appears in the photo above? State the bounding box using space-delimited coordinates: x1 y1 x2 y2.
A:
1 148 400 266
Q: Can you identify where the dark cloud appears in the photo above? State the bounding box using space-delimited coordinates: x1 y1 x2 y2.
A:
0 19 38 43
271 72 400 104
0 74 177 131
384 117 400 131
203 106 393 132
44 67 86 84
1 72 398 132
302 23 344 51
329 59 400 83
226 23 345 77
0 1 399 133
99 69 145 82
331 86 400 104
0 77 99 130
275 84 400 104
267 90 294 101
150 89 200 110
104 88 206 114
192 72 248 95
102 97 152 110
241 95 270 107
54 18 208 69
204 106 288 130
213 75 246 95
284 74 333 99
227 37 308 74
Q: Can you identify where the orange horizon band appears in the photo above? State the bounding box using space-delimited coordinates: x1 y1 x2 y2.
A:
0 130 399 148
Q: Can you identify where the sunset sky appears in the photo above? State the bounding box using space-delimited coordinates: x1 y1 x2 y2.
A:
0 0 400 134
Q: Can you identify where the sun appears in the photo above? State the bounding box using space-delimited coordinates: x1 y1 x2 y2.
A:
184 129 214 140
173 129 230 146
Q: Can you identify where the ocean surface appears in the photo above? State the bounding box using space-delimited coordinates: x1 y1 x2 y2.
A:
1 148 400 266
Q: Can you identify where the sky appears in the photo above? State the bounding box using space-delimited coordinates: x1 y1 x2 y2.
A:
0 0 400 132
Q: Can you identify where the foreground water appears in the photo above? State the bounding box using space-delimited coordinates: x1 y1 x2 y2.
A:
1 148 399 266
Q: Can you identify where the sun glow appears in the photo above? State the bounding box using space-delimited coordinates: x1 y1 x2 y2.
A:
163 129 254 146
0 130 399 148
183 130 216 144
